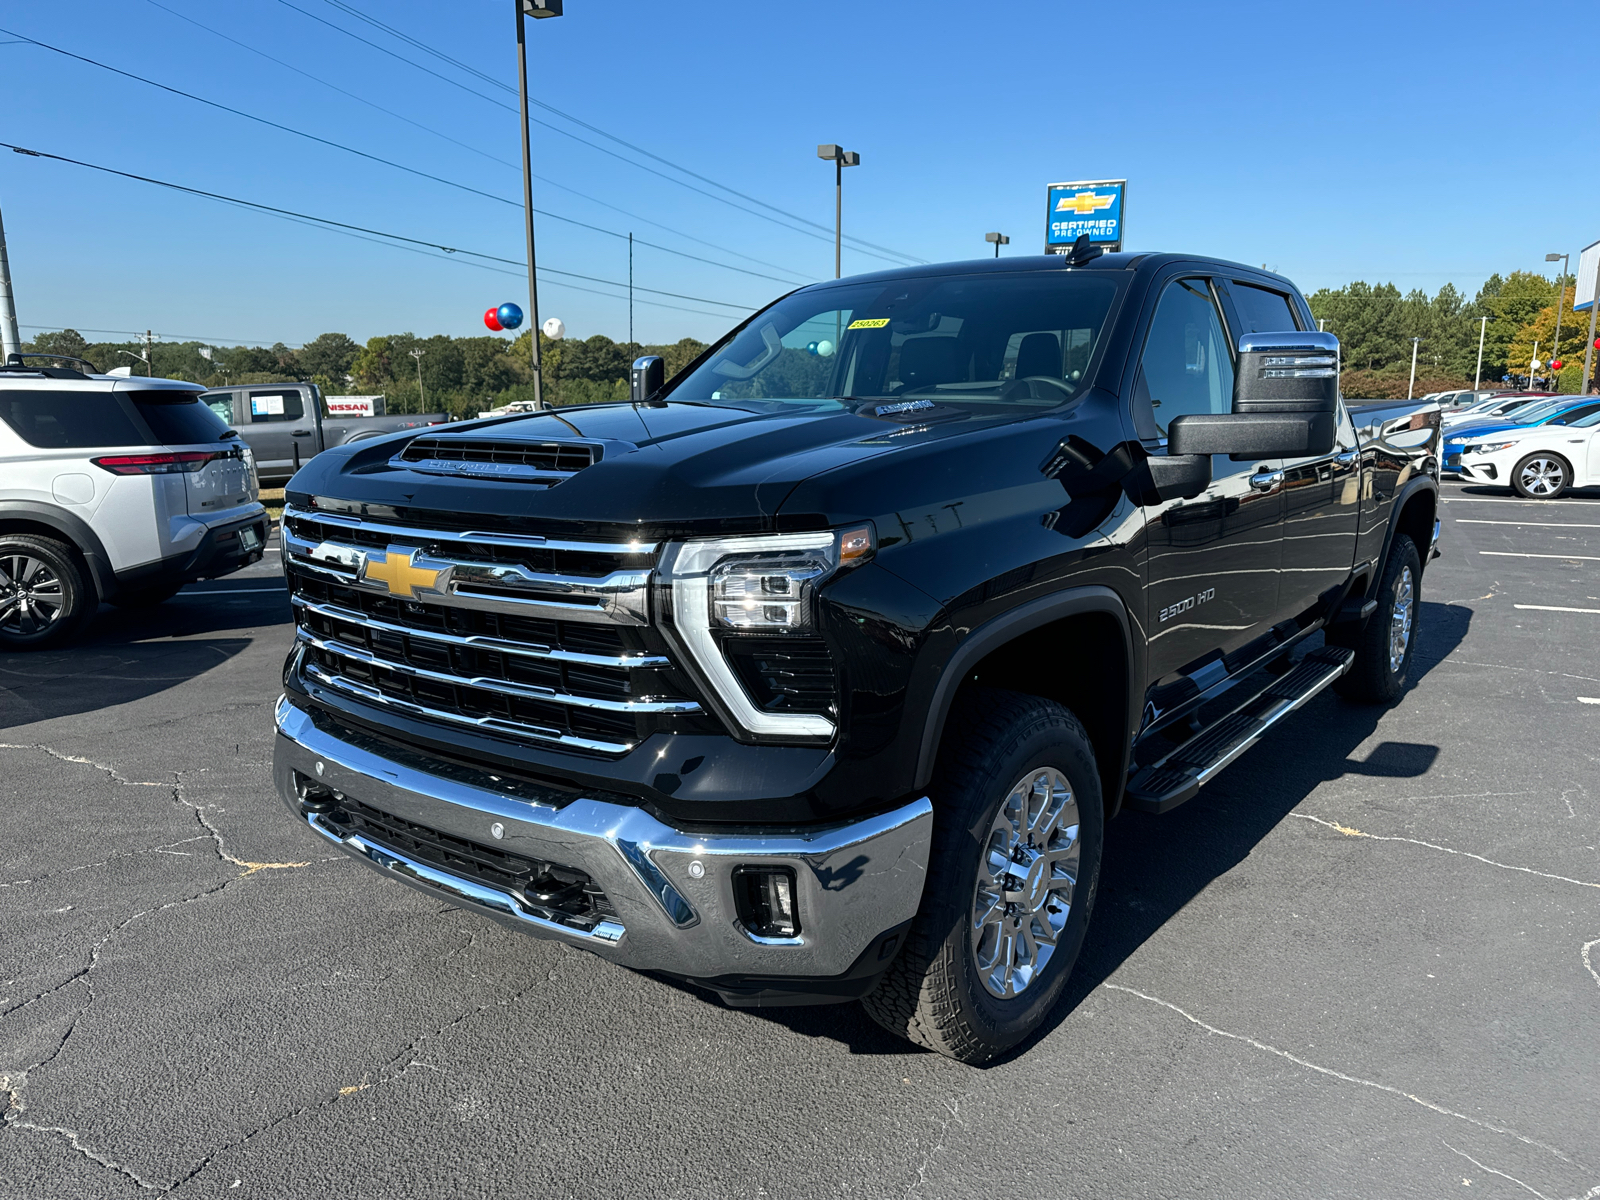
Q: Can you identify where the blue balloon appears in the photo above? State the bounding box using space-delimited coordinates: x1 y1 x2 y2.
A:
496 302 524 330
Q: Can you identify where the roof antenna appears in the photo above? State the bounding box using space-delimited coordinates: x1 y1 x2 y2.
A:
1063 233 1103 266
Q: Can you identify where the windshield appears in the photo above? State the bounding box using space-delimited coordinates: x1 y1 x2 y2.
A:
667 272 1123 415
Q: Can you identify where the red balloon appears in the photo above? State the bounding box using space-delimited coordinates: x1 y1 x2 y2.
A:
483 307 503 332
1553 359 1564 370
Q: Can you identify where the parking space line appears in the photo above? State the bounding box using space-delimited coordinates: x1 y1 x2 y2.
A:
1480 551 1600 561
1456 520 1600 528
1580 697 1600 705
177 587 288 595
1444 497 1599 505
1514 604 1600 614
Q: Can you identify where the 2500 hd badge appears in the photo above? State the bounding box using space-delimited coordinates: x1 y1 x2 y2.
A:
271 249 1441 1064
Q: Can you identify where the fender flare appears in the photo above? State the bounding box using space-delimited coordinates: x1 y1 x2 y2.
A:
914 585 1139 798
0 500 114 597
1365 476 1439 600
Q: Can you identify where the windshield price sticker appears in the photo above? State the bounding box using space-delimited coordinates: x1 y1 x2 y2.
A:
847 318 891 330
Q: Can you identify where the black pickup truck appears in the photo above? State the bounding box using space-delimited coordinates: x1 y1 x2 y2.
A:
270 249 1440 1063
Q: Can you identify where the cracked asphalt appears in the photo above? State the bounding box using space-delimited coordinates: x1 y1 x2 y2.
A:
3 481 1598 1200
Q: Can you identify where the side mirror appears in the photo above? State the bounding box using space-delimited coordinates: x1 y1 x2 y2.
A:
631 355 665 404
1166 330 1341 460
1169 413 1324 458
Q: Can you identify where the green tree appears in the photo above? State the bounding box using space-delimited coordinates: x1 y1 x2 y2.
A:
297 333 360 387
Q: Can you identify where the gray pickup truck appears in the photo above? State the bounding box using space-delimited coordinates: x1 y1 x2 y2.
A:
201 383 446 484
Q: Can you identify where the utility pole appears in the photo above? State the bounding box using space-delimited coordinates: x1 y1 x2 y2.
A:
1585 257 1600 394
816 144 859 279
1407 337 1421 400
145 330 155 376
410 347 425 411
0 196 19 362
628 231 633 345
1474 315 1488 390
1546 252 1569 387
516 0 562 409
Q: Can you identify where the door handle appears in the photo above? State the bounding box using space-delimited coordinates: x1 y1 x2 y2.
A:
1249 469 1284 491
291 429 311 436
1334 449 1358 465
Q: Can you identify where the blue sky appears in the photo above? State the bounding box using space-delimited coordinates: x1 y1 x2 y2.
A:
1 0 1595 350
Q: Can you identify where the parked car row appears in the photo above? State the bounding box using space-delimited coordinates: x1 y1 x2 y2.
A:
1457 407 1600 496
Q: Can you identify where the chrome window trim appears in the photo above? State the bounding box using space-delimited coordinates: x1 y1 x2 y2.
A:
291 595 668 670
296 628 701 714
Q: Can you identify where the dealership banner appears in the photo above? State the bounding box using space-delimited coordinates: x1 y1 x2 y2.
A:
1045 180 1126 254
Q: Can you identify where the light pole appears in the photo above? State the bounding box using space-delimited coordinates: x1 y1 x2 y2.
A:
0 195 20 363
1474 315 1488 390
816 144 859 279
1586 256 1600 394
410 346 425 411
117 348 149 376
517 0 562 408
1546 252 1569 388
984 232 1009 258
1407 337 1421 400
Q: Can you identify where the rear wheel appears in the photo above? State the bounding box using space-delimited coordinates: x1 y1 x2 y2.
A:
0 535 95 650
861 688 1103 1064
1331 534 1421 703
1511 452 1570 498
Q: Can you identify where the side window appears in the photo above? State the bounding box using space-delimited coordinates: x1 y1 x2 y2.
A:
1139 278 1235 436
1230 283 1301 333
0 390 145 448
247 389 305 423
201 391 234 422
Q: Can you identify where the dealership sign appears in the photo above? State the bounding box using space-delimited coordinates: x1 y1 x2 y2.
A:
1045 180 1125 254
325 394 386 417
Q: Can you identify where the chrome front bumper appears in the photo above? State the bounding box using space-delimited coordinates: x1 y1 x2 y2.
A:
272 697 932 981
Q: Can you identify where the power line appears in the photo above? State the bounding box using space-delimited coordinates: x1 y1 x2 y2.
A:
138 0 811 286
324 0 926 265
19 322 296 347
4 26 808 290
272 0 922 268
3 143 765 313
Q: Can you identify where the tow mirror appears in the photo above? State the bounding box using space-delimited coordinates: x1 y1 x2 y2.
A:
1164 331 1341 462
630 355 665 404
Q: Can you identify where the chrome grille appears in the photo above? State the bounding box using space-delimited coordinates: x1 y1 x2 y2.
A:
283 505 701 754
394 437 598 485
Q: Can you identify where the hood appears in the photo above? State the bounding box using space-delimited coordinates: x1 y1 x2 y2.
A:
1444 418 1529 442
286 399 1006 537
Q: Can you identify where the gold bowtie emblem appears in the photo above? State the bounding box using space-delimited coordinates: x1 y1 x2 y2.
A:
363 549 441 598
1054 190 1115 215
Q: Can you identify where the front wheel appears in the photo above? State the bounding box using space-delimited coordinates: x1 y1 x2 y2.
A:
861 688 1103 1064
1511 452 1570 498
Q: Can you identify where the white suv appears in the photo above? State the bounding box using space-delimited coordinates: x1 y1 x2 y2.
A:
0 355 270 649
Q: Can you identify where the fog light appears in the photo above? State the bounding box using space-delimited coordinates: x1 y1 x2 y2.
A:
293 771 340 813
733 866 800 938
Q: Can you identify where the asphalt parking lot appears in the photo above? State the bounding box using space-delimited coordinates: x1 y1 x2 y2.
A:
2 482 1598 1200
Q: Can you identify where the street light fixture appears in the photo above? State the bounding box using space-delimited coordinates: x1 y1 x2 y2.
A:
518 0 562 408
1546 252 1569 388
984 232 1010 258
410 346 426 412
817 144 859 279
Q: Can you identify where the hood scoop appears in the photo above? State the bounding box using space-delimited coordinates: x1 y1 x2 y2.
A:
394 436 600 486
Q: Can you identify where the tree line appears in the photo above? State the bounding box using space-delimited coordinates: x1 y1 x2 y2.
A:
1307 271 1596 398
20 327 711 416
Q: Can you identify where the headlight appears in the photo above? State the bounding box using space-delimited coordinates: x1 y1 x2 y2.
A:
1467 441 1517 454
659 525 874 740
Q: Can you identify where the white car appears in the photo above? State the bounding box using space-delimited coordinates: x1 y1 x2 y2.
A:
0 354 270 648
1457 407 1600 498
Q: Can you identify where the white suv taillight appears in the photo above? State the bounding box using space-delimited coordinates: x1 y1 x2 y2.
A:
91 451 225 475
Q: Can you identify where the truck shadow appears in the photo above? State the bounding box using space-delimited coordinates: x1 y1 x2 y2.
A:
0 583 290 730
723 598 1471 1061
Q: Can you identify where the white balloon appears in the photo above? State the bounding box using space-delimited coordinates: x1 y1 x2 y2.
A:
816 339 835 358
542 316 566 340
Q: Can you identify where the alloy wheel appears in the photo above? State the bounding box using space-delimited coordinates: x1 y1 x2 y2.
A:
1388 563 1414 674
1518 457 1565 496
970 767 1081 999
0 553 66 637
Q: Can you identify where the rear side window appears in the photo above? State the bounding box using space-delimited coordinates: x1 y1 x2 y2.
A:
1230 283 1301 334
0 389 145 449
131 389 234 444
248 389 304 423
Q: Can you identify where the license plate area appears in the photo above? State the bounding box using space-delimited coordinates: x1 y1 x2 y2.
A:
239 526 261 553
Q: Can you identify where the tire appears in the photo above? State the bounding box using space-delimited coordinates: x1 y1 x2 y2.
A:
0 534 96 650
110 582 183 609
1510 452 1570 498
1331 533 1421 704
861 688 1103 1064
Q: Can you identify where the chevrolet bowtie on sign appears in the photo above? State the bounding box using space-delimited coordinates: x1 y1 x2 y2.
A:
360 548 443 598
1045 179 1126 254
